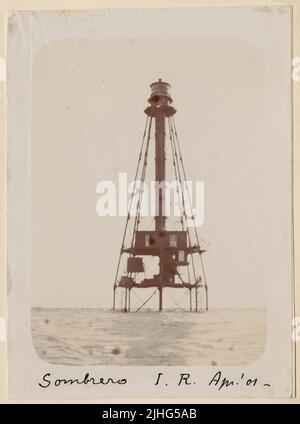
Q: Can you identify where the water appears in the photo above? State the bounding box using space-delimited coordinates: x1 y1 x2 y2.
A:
31 308 266 366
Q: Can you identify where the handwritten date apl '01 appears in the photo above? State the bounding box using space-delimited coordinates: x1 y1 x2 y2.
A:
154 371 271 391
208 371 271 391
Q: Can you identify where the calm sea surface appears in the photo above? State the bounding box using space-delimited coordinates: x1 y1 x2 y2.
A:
31 308 266 366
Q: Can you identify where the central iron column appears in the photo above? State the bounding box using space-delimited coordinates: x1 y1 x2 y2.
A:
155 112 166 234
155 110 166 312
145 79 176 311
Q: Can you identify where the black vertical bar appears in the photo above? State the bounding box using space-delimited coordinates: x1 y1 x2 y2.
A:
124 288 128 313
159 287 163 312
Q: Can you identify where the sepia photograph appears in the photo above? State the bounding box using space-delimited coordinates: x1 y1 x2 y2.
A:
5 5 294 399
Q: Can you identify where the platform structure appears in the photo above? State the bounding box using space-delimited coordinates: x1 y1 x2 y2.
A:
113 80 208 312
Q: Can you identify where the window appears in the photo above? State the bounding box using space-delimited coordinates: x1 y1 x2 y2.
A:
145 234 150 247
169 234 177 247
178 250 185 262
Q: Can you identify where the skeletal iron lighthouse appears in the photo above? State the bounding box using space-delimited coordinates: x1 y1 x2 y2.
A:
113 80 208 312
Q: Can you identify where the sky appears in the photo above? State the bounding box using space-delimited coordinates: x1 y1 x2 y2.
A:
30 9 291 308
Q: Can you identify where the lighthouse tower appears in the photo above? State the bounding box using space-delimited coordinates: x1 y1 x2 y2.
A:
113 80 208 312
